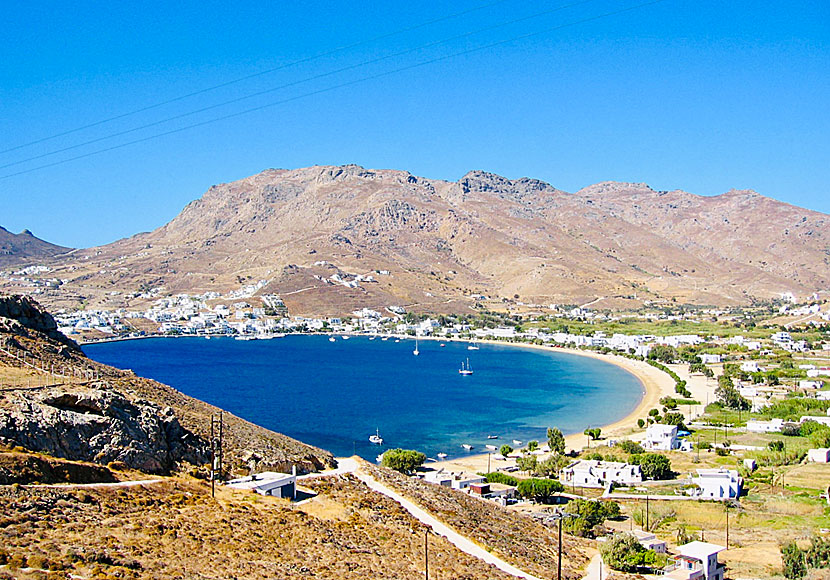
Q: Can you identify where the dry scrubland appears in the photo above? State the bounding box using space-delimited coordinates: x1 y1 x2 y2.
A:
364 462 590 579
0 473 540 580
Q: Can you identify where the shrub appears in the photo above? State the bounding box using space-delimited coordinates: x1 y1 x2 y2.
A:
617 440 644 455
484 472 518 486
516 478 564 503
564 499 622 537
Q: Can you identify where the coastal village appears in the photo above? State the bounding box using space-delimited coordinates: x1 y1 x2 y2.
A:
2 268 830 578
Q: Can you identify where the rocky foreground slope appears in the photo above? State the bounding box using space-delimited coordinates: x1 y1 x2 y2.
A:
0 294 334 475
12 164 829 314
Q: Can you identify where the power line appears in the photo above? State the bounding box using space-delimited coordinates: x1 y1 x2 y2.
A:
0 0 602 171
0 0 669 182
0 0 512 156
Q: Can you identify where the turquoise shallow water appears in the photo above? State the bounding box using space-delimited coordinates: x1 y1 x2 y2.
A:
83 335 643 460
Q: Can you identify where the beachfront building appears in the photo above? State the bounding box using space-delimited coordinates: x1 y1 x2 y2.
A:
693 468 742 500
667 542 726 580
643 424 680 451
423 469 486 490
468 482 516 504
559 460 642 488
224 470 297 499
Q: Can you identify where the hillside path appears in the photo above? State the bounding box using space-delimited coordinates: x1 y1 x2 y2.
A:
304 457 544 580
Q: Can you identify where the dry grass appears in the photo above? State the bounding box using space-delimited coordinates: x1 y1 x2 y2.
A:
0 474 525 580
363 462 591 579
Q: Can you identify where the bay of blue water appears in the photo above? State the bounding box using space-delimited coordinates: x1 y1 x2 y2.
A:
83 336 643 460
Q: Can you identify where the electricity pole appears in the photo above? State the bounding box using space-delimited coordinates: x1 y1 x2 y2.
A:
424 529 428 580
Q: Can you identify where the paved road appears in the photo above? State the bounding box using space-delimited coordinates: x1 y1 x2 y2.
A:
581 554 606 580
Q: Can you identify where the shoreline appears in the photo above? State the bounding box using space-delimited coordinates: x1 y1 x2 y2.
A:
426 340 677 474
84 331 679 469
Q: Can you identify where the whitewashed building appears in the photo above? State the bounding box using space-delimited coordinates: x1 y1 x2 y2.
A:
746 418 784 433
693 469 742 500
559 460 642 488
807 448 830 463
669 542 726 580
643 424 680 451
224 470 297 499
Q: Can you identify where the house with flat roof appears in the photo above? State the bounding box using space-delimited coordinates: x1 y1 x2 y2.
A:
667 542 726 580
559 460 642 488
643 424 680 451
224 470 297 499
631 530 666 553
693 468 741 499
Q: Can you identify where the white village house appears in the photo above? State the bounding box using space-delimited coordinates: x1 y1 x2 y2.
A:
643 424 681 451
224 470 297 499
667 542 726 580
559 460 642 488
745 418 785 433
693 468 742 500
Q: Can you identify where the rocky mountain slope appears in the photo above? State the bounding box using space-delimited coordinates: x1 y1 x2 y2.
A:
12 165 830 313
0 294 334 474
0 226 71 267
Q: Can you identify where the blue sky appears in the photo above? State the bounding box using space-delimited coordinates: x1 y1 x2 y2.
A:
1 1 827 248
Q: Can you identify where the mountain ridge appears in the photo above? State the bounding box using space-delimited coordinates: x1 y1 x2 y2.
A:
6 164 828 314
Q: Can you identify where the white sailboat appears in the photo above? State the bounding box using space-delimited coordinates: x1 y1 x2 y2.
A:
369 428 383 445
413 339 419 356
459 358 473 375
467 341 480 350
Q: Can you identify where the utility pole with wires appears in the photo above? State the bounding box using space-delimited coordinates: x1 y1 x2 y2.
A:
548 508 577 580
424 528 429 580
209 412 224 498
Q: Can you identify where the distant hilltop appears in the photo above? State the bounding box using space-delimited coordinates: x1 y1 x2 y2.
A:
0 225 72 267
3 164 829 314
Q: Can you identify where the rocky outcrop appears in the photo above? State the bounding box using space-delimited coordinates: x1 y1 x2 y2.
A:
0 385 207 473
0 294 78 349
0 295 336 475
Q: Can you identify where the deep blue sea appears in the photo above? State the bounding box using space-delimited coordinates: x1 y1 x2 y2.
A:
83 335 643 460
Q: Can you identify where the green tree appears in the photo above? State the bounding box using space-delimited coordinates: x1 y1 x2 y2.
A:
499 444 514 457
564 499 622 538
381 448 426 475
584 427 602 440
630 453 672 480
516 454 538 473
515 478 564 503
662 412 687 431
547 427 565 454
648 345 679 364
715 376 750 410
600 533 662 572
781 542 807 580
527 440 539 452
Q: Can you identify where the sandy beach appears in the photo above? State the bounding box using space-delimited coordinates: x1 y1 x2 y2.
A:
429 342 680 475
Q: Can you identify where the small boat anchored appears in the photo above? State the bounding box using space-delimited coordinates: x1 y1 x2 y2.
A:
436 452 448 459
413 339 419 356
459 358 473 375
369 429 383 445
467 342 480 350
485 444 498 451
461 444 473 451
487 434 499 439
512 439 522 446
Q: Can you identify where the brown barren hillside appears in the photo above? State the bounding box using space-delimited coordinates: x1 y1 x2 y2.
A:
9 165 829 314
0 226 71 267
